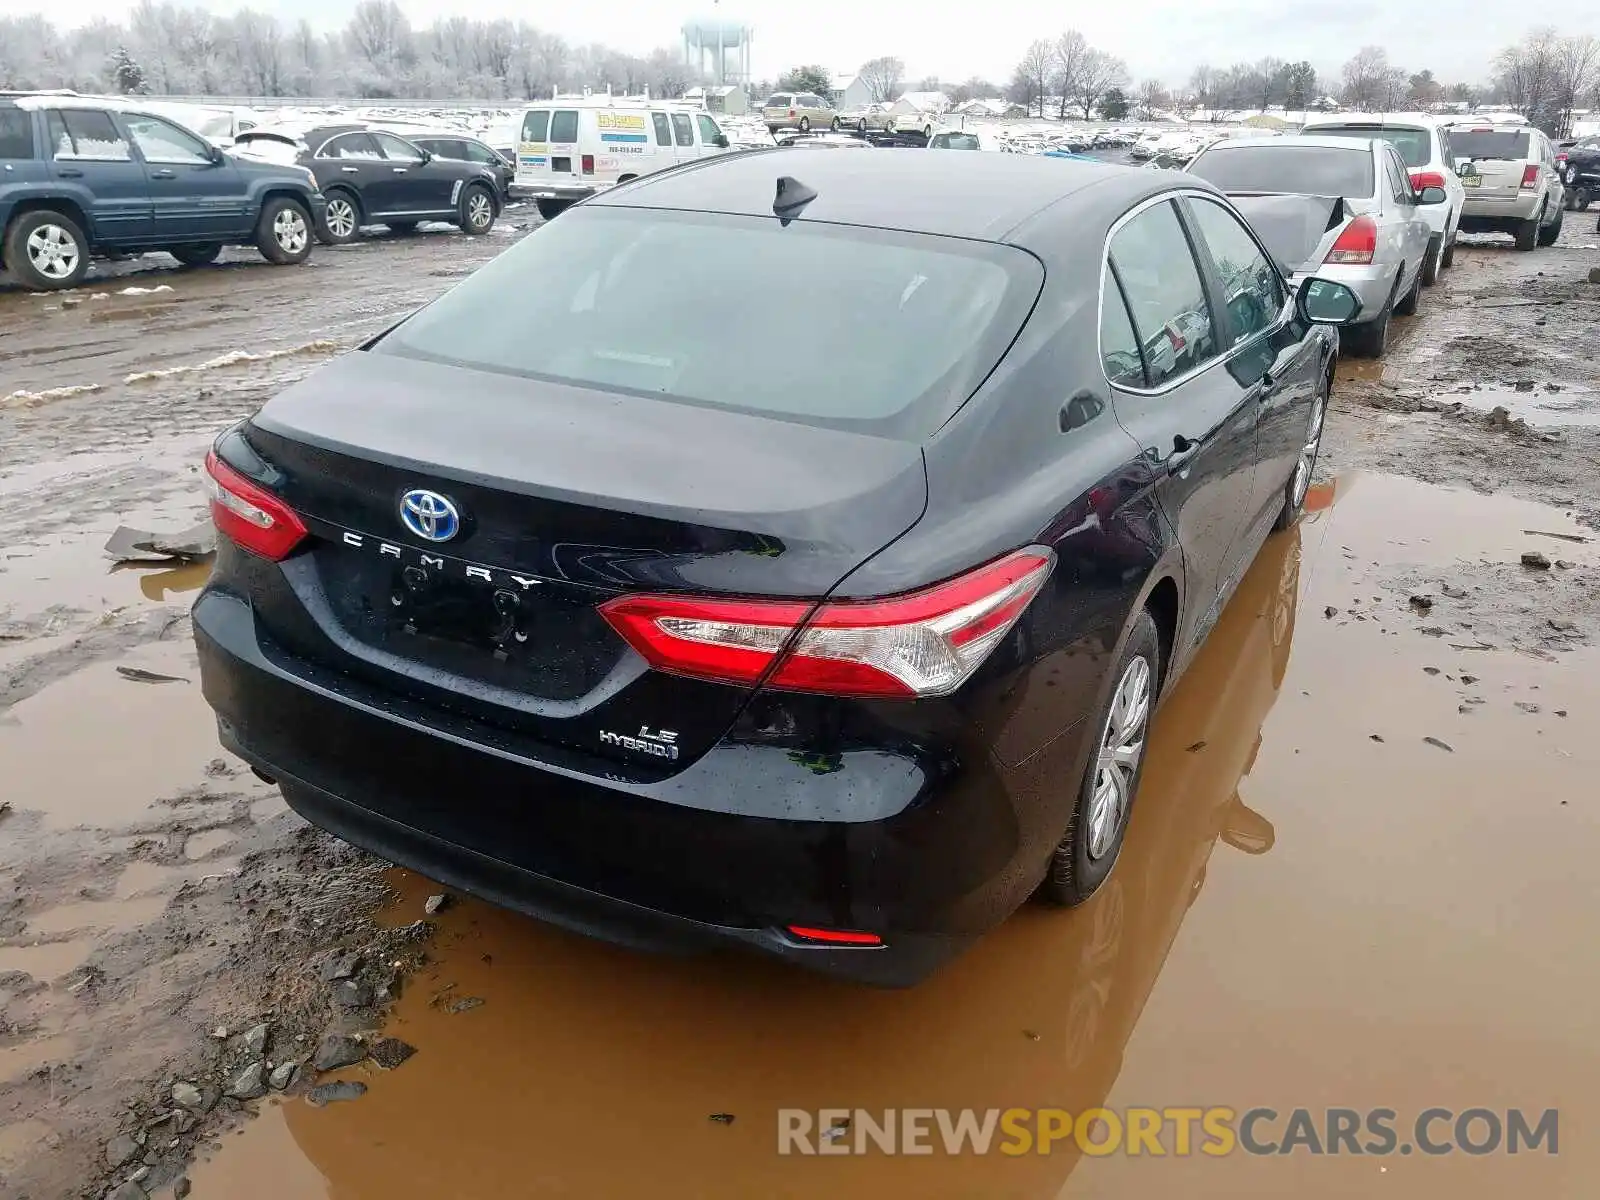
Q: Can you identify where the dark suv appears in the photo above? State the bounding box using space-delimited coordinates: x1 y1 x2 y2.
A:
233 124 501 245
0 95 323 291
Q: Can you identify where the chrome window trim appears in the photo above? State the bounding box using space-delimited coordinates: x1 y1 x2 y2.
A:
1096 187 1294 398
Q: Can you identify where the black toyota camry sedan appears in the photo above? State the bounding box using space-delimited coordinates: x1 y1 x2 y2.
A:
193 150 1361 986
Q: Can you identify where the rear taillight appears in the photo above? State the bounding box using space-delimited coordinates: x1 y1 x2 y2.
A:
1409 170 1445 190
203 448 306 561
786 926 883 946
1163 323 1186 354
581 154 594 175
599 548 1054 698
1521 164 1539 189
788 108 796 118
1325 215 1377 265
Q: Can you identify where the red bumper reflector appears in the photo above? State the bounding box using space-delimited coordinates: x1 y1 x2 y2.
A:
786 925 884 946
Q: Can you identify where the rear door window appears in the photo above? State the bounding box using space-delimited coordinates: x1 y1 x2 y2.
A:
1107 200 1217 388
549 111 579 143
321 132 383 160
521 110 549 142
1184 197 1284 346
54 109 132 160
767 94 792 109
0 107 35 159
671 113 694 147
373 132 425 163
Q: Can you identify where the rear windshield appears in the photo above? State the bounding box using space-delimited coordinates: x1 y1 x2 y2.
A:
373 205 1042 438
1449 130 1530 161
1305 124 1432 168
932 132 982 150
1190 145 1375 198
0 106 34 159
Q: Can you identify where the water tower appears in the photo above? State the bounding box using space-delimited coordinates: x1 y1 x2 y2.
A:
682 13 752 87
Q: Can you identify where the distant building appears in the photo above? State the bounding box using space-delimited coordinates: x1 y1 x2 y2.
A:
829 74 873 110
684 85 748 116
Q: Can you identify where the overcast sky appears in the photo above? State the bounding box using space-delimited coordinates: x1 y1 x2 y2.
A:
1 0 1582 88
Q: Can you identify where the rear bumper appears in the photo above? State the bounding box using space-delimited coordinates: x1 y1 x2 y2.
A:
192 587 1056 986
1460 192 1544 223
523 183 606 203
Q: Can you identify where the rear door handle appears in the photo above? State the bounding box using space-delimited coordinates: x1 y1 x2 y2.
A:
57 167 83 178
150 168 176 179
341 166 360 174
1165 434 1201 478
392 167 408 174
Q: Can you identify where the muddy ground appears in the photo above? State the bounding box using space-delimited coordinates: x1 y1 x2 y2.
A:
2 217 1599 1200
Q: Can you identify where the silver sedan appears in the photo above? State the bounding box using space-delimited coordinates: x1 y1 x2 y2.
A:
1187 135 1439 357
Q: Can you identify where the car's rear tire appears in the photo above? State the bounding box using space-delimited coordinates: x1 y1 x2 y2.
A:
857 118 867 133
535 198 570 221
1514 206 1541 251
1441 231 1457 269
1037 610 1162 907
1420 233 1441 286
5 210 91 291
1537 205 1563 246
798 116 811 132
459 183 496 235
316 190 362 245
255 197 312 265
829 116 840 131
1576 189 1591 212
1394 261 1421 316
1274 369 1329 531
170 243 222 268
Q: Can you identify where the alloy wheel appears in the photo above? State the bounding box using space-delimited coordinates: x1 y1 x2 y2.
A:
326 199 356 240
25 224 80 281
1290 393 1326 510
467 192 493 229
274 208 309 254
1086 656 1152 860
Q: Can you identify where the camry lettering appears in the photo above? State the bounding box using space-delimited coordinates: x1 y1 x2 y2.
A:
333 526 542 590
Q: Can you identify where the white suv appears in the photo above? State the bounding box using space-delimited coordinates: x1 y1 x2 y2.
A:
1446 122 1565 250
1299 112 1464 284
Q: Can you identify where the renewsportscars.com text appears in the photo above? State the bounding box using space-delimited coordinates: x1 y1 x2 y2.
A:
777 1106 1559 1157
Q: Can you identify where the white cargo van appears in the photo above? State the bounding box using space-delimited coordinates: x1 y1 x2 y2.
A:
514 99 732 219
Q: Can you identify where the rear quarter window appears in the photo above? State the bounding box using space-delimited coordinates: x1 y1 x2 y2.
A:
549 111 579 143
0 107 34 159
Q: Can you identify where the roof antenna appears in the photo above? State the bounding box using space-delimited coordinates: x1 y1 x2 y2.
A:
772 175 817 226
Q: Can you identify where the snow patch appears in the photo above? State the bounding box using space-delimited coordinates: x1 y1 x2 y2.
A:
1 383 106 409
118 285 175 296
122 340 341 385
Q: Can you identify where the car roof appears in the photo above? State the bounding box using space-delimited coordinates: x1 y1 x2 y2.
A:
1200 135 1379 153
1301 112 1441 130
596 149 1194 243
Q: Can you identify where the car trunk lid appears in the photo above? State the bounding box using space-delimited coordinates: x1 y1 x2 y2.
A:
238 351 927 776
1226 193 1351 276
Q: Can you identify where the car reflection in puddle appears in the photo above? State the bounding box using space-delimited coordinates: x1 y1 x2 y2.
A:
188 520 1309 1199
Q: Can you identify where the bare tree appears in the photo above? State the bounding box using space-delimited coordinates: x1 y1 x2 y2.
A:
1496 29 1560 130
1552 35 1600 135
1013 39 1053 118
857 55 904 103
1341 45 1391 110
1135 79 1170 119
1189 65 1216 115
1073 49 1128 119
1053 30 1088 121
232 9 283 96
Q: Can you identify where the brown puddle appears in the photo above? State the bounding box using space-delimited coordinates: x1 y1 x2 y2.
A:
188 472 1600 1199
0 637 227 830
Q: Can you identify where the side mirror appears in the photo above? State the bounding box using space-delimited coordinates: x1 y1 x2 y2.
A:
208 144 225 165
1296 277 1363 326
1417 185 1447 204
714 134 730 148
418 149 433 164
